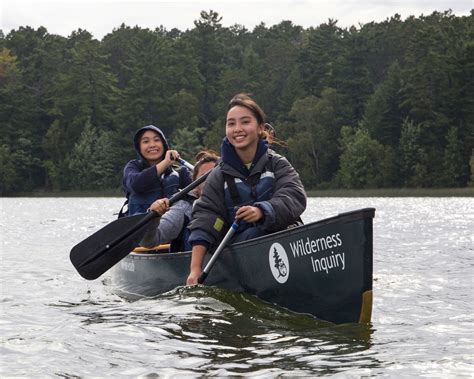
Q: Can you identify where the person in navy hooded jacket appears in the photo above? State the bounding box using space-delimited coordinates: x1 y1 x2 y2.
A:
122 125 192 216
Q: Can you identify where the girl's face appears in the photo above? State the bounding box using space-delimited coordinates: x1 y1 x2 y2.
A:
140 130 165 163
195 161 215 197
226 105 263 153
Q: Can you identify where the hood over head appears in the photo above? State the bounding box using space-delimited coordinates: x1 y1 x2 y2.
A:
133 125 169 161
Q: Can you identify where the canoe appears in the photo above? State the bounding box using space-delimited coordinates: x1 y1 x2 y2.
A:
110 208 375 324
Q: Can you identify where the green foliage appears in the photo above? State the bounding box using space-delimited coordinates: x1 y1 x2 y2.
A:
170 126 206 162
1 10 472 192
10 137 44 191
398 118 439 187
0 144 18 194
470 151 474 186
361 61 404 146
337 127 387 188
399 118 423 186
0 48 23 146
203 118 225 153
43 159 63 191
298 20 344 96
186 10 226 128
283 89 343 186
68 120 121 190
443 127 468 186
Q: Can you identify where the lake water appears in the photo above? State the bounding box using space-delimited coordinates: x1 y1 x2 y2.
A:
1 197 473 377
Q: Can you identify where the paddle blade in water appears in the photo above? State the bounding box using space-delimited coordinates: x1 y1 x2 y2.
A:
70 212 155 280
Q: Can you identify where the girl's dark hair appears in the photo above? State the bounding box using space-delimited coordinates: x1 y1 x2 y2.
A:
193 150 220 180
227 93 265 125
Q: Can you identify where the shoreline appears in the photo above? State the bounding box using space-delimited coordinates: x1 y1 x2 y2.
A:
2 187 473 198
306 187 474 197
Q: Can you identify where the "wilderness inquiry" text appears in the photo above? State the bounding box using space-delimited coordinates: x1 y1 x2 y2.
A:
289 234 345 274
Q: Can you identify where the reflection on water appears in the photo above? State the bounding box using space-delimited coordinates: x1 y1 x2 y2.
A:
1 197 472 376
63 286 376 376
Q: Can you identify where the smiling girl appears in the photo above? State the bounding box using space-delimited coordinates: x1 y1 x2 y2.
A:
186 94 306 285
122 125 191 216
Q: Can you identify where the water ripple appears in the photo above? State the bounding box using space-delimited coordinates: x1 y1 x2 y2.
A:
1 197 473 376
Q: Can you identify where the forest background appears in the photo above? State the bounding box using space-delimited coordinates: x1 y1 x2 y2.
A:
0 9 472 195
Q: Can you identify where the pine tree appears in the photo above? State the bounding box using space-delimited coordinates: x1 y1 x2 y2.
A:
361 61 404 146
185 10 225 129
0 144 18 194
337 127 386 188
68 120 121 190
298 19 344 96
399 118 428 187
284 89 343 186
443 126 468 186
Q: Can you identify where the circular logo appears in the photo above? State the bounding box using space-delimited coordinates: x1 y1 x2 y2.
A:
269 242 290 284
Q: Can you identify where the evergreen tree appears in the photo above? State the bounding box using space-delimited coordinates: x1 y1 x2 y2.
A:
0 48 24 146
170 127 206 163
298 19 344 96
185 10 226 129
101 23 139 89
49 29 118 138
0 47 46 190
283 89 343 186
42 29 118 188
255 21 303 117
203 117 225 153
361 61 404 146
42 120 70 190
0 144 18 194
5 27 68 145
443 126 468 186
337 126 386 188
334 27 374 124
398 118 430 187
68 120 120 190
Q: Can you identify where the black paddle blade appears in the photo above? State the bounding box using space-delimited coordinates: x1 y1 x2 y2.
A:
70 212 156 280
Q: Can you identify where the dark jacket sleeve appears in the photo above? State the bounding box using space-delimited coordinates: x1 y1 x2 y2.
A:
255 155 306 232
122 160 161 193
187 168 228 249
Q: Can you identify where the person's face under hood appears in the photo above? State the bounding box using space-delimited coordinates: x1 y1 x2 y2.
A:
139 130 166 164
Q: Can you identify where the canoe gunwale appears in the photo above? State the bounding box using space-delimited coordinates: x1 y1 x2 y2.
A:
128 207 376 259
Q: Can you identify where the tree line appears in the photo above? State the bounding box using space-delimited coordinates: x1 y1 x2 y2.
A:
0 9 472 194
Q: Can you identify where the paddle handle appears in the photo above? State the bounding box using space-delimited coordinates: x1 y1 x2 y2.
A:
178 158 195 171
198 220 240 284
168 168 210 206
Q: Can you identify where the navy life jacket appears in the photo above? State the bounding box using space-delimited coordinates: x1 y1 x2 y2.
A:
118 166 188 218
128 169 180 215
223 159 274 232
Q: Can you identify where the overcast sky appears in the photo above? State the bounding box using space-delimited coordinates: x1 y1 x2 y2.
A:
1 0 472 40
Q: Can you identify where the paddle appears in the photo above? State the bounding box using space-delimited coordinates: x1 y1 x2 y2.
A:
70 168 212 280
178 158 195 171
198 220 240 284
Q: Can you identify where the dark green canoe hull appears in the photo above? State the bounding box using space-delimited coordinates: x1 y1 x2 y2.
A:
110 208 375 324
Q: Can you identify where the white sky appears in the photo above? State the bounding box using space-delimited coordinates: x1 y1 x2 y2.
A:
1 0 472 39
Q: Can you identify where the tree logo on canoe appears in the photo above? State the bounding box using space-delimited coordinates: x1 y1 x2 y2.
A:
269 242 289 284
